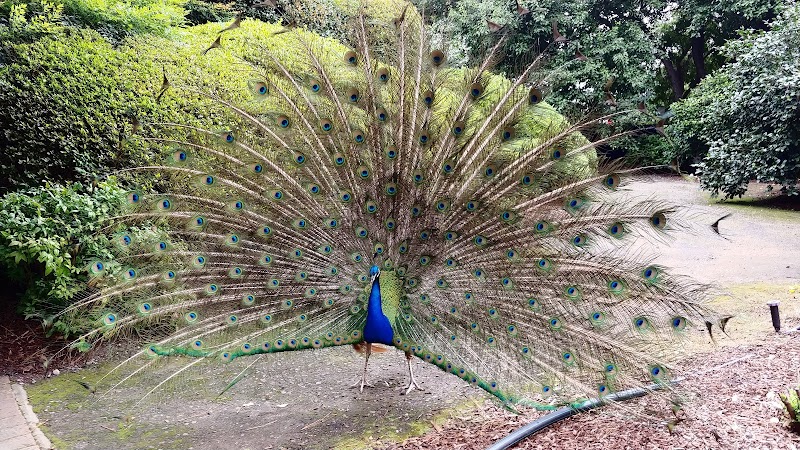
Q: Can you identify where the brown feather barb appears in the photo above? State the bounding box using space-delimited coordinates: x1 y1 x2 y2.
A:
604 77 617 107
486 19 504 33
155 68 169 103
516 0 530 16
219 13 243 34
552 19 567 43
273 20 297 35
202 36 221 55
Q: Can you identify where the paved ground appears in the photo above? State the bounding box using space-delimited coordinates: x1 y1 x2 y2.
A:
0 376 50 450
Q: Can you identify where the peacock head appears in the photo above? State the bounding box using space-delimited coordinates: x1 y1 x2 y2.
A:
370 265 380 281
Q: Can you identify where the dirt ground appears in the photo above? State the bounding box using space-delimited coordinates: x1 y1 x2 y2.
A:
10 174 800 450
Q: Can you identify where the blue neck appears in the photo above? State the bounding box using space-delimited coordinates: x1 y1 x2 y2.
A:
362 277 394 345
366 277 384 317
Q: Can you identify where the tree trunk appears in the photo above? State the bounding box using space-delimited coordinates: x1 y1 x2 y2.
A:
661 58 685 101
690 33 707 87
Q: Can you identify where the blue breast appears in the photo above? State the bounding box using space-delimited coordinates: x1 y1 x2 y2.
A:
362 276 394 345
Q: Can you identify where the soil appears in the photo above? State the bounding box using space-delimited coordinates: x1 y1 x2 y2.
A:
4 174 800 450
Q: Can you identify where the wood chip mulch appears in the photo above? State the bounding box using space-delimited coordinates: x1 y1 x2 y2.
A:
0 302 94 384
378 333 800 450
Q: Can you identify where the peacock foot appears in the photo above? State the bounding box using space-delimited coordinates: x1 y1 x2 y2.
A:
400 378 422 395
350 378 374 391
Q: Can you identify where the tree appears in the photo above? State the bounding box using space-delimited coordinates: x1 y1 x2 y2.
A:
674 5 800 198
654 0 781 102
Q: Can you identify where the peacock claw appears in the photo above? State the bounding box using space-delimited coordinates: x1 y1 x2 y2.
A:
350 379 389 391
401 352 422 395
400 380 422 395
350 379 374 390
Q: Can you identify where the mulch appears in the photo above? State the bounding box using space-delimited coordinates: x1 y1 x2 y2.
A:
0 301 93 384
379 333 800 449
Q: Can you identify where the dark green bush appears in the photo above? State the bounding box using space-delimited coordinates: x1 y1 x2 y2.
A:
0 22 261 194
0 27 168 193
667 73 733 169
184 0 234 26
0 180 124 325
671 6 800 198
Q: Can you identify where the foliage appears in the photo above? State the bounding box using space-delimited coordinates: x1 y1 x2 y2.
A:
184 0 235 26
688 6 800 198
1 0 62 35
653 0 781 102
0 180 124 324
422 0 786 169
667 72 732 169
0 18 277 194
185 0 349 40
780 387 800 433
428 0 659 115
0 27 167 193
0 0 186 41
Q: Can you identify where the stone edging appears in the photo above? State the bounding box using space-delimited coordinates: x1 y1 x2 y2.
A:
10 383 53 450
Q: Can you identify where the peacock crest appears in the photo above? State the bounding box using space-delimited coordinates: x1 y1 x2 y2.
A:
62 0 716 411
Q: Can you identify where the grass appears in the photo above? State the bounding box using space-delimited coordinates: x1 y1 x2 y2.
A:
673 281 799 355
331 397 484 450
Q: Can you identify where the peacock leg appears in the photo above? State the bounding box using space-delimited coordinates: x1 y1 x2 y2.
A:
401 351 422 395
350 342 374 392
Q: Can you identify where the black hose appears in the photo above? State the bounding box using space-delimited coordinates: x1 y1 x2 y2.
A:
486 382 671 450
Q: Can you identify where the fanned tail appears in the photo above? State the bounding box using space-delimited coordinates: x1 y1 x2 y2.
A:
60 0 717 410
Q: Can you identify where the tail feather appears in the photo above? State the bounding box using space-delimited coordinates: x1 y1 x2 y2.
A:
59 1 718 410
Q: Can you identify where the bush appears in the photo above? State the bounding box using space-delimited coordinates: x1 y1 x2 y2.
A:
0 0 187 41
780 387 800 433
668 72 733 169
672 6 800 198
0 21 266 194
0 10 377 194
0 180 125 325
0 26 183 194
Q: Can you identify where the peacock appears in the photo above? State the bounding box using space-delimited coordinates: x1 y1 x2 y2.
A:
62 0 718 413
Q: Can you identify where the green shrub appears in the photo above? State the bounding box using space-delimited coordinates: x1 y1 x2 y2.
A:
1 0 187 41
0 22 262 194
780 387 800 433
672 5 800 198
0 180 125 324
0 27 164 193
184 0 234 26
667 73 733 170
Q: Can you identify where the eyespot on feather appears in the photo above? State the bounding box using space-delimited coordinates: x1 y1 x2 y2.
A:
430 49 445 66
277 115 290 128
651 212 667 229
346 88 360 103
376 67 390 82
248 80 269 97
604 173 620 189
469 82 484 98
529 87 543 104
423 90 434 107
319 119 333 132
